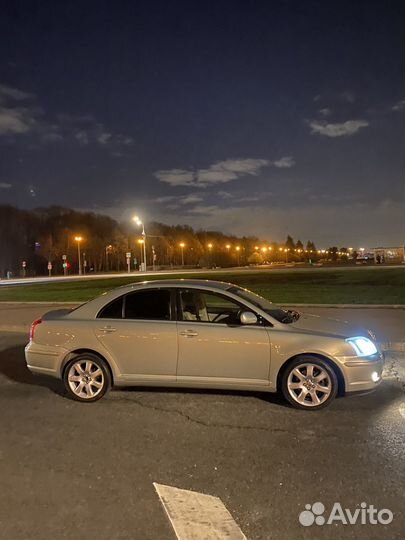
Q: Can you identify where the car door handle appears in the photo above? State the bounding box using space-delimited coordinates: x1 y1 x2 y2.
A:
179 330 198 337
99 326 117 333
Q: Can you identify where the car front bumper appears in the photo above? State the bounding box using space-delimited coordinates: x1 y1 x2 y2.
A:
342 354 384 393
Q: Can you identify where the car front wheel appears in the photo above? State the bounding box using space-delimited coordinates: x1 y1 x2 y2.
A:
281 356 338 410
63 353 111 402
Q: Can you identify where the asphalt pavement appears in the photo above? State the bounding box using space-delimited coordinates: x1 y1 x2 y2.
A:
0 332 404 540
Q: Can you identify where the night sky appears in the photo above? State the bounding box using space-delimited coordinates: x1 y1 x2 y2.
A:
1 1 404 246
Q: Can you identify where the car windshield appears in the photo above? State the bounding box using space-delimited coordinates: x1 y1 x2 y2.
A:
227 286 300 324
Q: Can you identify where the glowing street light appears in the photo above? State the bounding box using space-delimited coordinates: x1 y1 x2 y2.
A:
74 236 83 275
225 244 231 250
236 245 241 266
207 243 213 250
133 216 147 271
179 242 186 266
261 246 268 253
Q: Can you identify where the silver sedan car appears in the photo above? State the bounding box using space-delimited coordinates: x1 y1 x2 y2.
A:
25 279 384 410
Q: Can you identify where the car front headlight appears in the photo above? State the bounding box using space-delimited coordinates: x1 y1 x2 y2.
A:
346 336 378 357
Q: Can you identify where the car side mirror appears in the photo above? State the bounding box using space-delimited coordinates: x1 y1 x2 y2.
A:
240 311 258 325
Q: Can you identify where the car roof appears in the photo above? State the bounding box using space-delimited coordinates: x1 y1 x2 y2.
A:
117 278 232 291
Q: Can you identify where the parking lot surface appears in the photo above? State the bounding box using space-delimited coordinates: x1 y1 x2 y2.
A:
0 333 404 540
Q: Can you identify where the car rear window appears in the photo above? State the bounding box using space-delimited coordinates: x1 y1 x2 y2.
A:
124 289 171 320
97 297 123 319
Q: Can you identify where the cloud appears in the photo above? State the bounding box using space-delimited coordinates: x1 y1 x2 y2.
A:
0 84 34 103
0 82 134 147
0 106 38 135
309 119 369 137
75 130 89 146
340 91 355 103
97 132 112 145
0 182 12 189
273 156 295 168
392 99 405 112
0 83 39 136
187 205 220 215
179 195 204 205
154 194 204 205
319 108 331 117
217 191 234 199
154 195 177 203
236 195 261 202
155 158 270 187
155 169 195 186
40 132 64 143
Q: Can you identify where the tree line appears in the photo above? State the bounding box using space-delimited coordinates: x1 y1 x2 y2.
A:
0 205 349 277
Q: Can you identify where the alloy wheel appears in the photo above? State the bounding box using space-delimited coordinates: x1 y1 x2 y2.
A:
287 363 332 407
67 360 105 400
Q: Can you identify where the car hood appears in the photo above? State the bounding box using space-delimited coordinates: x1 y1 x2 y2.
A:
289 311 373 340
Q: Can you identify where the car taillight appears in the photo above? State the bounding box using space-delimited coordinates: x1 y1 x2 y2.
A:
29 318 42 341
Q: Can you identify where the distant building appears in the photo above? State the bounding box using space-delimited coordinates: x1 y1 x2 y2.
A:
371 246 405 263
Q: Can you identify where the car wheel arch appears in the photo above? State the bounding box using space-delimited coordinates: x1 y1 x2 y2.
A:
276 352 346 397
61 348 115 384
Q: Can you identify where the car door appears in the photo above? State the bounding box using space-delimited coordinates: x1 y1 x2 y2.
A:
176 288 271 386
94 288 178 382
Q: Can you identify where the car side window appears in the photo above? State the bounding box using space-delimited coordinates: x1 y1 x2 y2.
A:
179 289 243 325
124 289 171 320
97 297 123 319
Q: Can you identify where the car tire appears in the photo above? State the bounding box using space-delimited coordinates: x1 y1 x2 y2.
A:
63 353 111 402
281 355 338 410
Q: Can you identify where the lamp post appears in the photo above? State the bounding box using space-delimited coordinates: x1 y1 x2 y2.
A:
133 216 147 271
137 239 144 269
236 245 241 266
105 244 112 272
74 236 83 275
179 242 185 266
207 243 213 267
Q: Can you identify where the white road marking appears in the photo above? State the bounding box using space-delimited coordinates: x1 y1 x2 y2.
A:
399 403 405 420
153 483 247 540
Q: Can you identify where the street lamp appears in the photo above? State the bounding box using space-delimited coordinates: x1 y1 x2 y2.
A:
133 216 147 271
74 236 83 275
105 244 112 272
137 238 144 268
207 243 213 266
236 245 241 266
179 242 185 266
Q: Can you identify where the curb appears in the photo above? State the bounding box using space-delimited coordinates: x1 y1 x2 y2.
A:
0 325 28 334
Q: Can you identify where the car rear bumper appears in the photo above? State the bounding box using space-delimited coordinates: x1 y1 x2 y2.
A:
25 341 66 378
